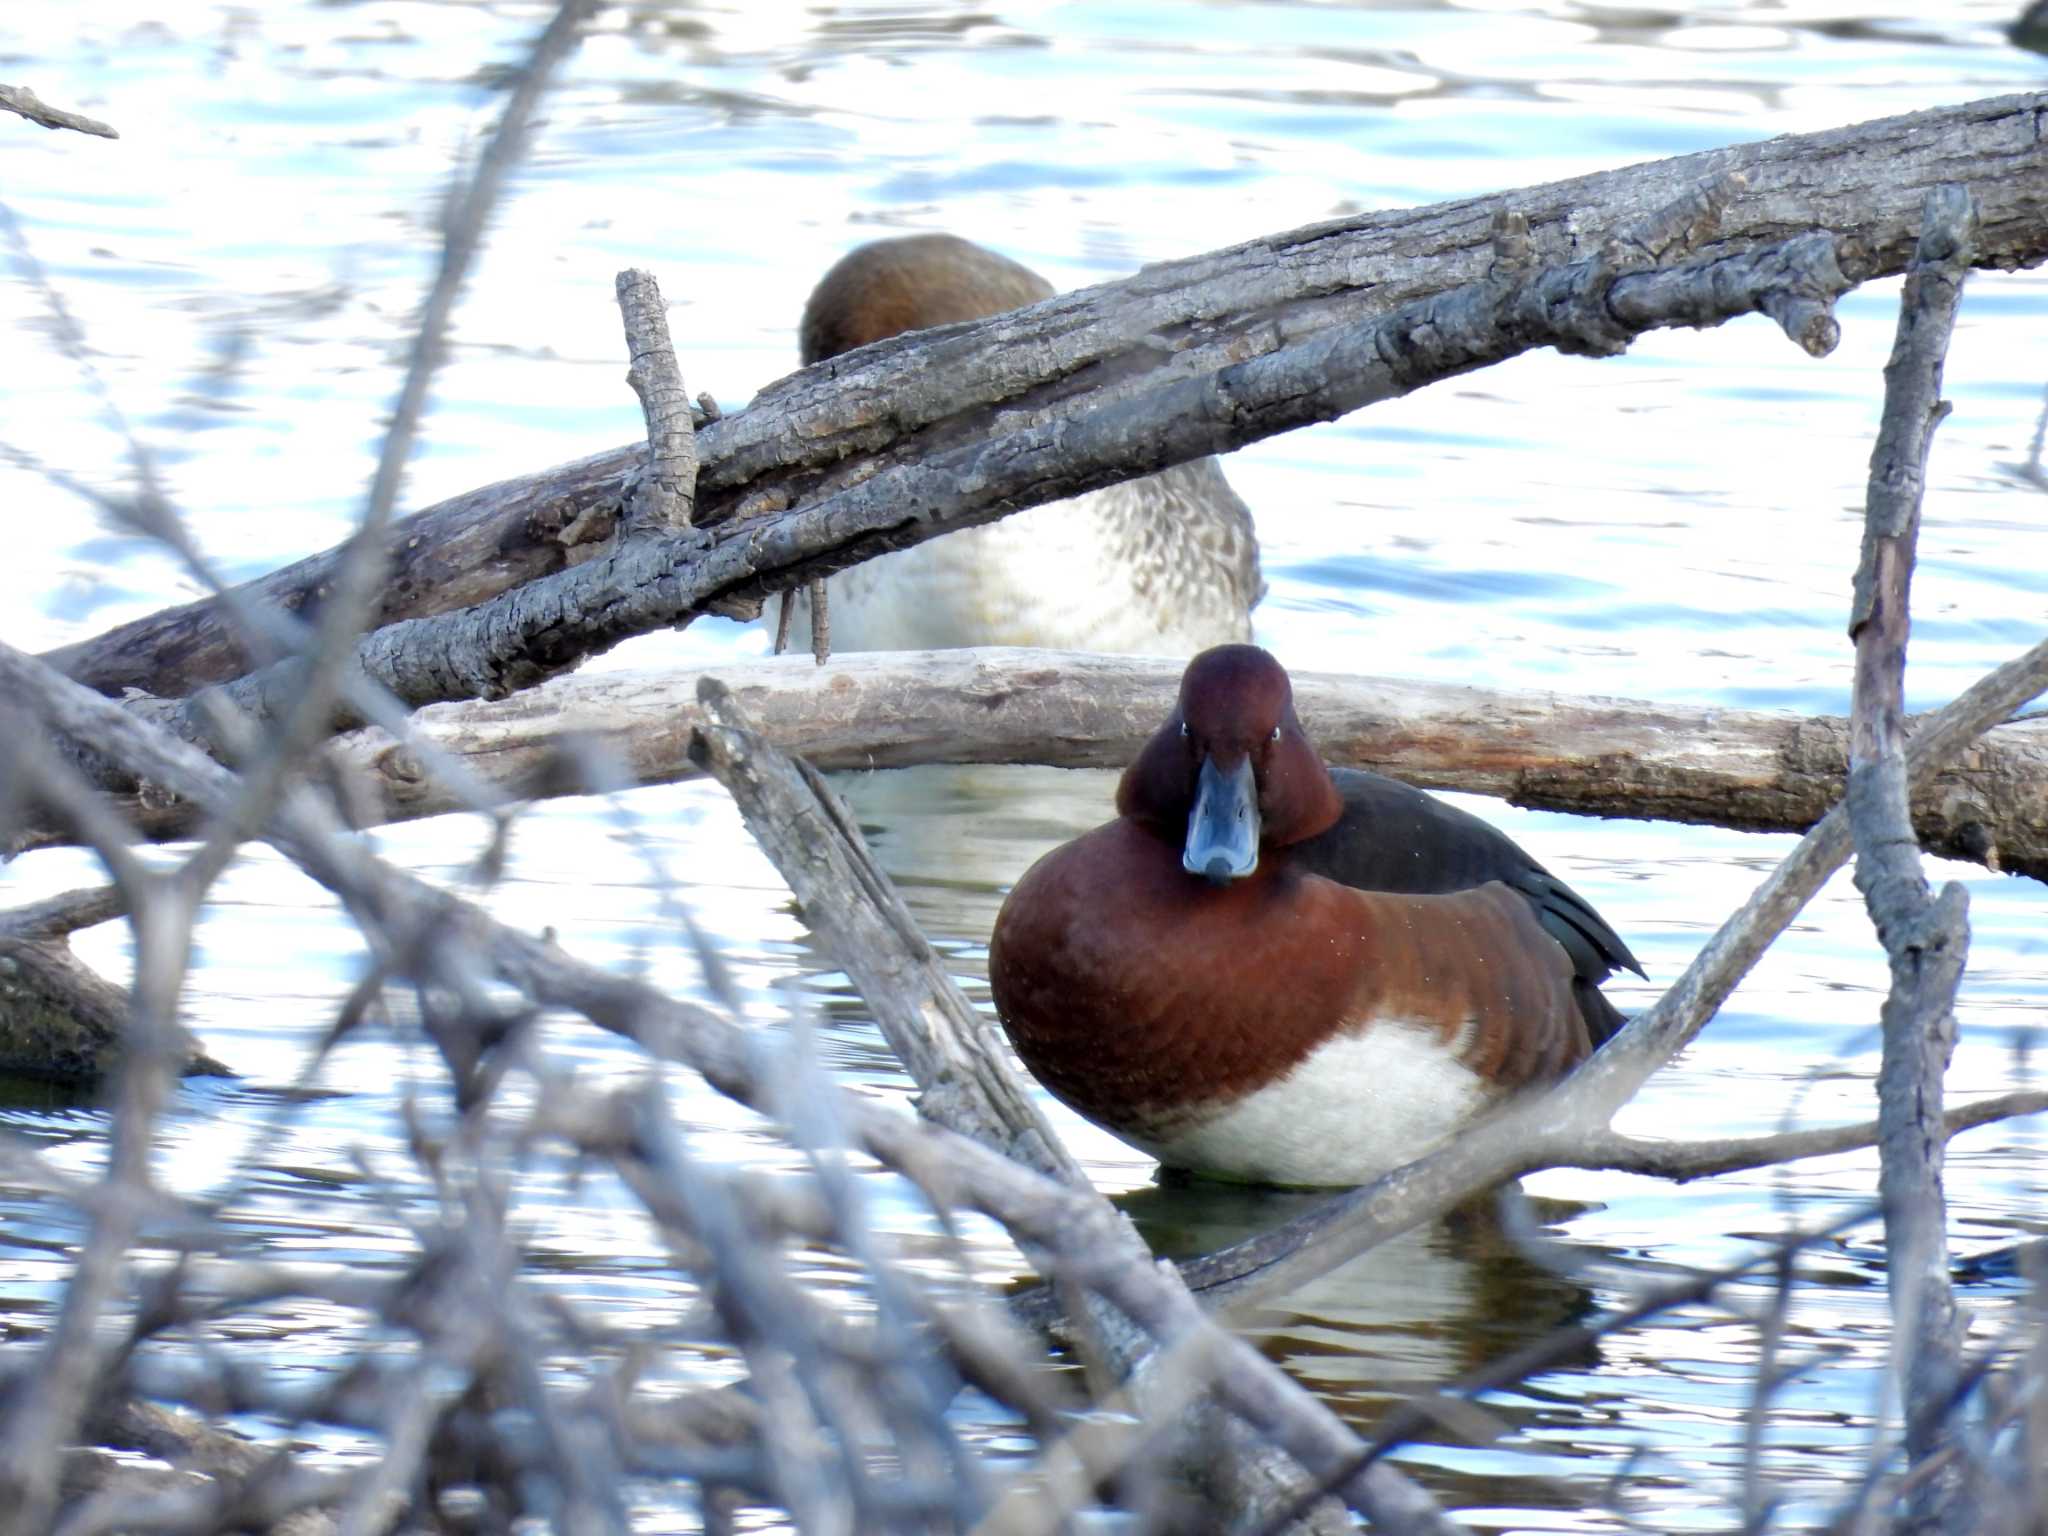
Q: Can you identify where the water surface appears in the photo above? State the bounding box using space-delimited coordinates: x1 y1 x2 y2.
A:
2 3 2045 1530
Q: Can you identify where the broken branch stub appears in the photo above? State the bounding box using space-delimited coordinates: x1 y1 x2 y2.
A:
615 267 699 539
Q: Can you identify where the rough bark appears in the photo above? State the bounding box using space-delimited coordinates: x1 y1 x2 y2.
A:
40 91 2048 705
14 650 2045 879
103 208 1871 757
687 680 1083 1184
615 267 699 539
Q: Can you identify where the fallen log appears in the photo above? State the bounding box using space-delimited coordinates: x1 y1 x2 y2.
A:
14 649 2045 880
41 91 2048 705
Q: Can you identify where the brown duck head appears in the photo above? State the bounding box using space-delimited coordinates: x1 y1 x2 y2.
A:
1116 644 1344 884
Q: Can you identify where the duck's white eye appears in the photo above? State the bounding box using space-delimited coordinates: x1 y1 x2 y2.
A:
1271 725 1282 742
1179 721 1189 739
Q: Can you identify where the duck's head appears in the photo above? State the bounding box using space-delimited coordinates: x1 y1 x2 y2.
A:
1117 645 1345 885
800 233 1055 366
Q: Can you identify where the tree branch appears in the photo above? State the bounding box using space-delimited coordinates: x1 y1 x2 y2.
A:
39 91 2048 705
1570 1089 2048 1181
615 267 698 538
98 210 1871 755
1846 183 1977 1534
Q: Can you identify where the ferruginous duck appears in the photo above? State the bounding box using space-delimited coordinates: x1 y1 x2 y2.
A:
988 644 1642 1187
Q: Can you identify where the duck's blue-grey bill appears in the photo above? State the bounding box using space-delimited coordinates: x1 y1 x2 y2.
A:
1183 753 1259 884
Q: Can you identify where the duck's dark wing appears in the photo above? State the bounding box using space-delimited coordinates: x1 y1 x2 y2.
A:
1291 768 1642 1046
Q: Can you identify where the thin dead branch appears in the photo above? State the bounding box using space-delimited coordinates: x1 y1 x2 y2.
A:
1846 183 1977 1534
616 267 699 538
1568 1089 2048 1181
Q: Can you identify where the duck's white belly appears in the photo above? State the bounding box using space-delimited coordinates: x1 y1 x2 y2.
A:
1131 1022 1492 1188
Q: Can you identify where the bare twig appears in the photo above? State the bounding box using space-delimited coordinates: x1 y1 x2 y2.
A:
1252 1206 1879 1536
1568 1089 2048 1180
1846 183 1977 1534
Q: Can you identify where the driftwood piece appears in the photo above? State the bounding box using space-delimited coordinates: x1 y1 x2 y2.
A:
0 83 117 138
1847 185 1976 1534
17 650 2046 879
40 91 2048 705
615 268 698 538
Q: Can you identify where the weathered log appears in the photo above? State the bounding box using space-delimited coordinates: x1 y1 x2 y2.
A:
42 91 2048 705
101 210 1877 766
14 649 2042 878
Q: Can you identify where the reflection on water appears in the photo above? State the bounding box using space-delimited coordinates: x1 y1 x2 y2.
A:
2 0 2046 1527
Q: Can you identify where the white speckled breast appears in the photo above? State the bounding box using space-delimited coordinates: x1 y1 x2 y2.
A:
781 459 1261 655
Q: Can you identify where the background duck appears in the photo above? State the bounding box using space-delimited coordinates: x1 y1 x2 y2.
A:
779 233 1263 655
989 644 1643 1188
